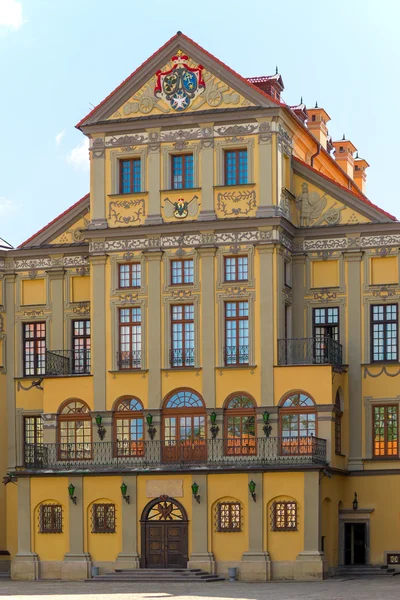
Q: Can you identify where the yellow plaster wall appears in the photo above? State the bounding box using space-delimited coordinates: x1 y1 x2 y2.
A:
311 260 339 289
274 365 333 406
31 477 69 561
84 477 122 561
370 256 398 285
49 212 89 245
208 474 248 561
42 377 93 413
21 279 45 306
71 276 90 303
320 475 345 568
264 472 304 561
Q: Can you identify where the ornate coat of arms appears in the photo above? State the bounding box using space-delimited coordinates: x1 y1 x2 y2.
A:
163 196 199 219
154 51 205 111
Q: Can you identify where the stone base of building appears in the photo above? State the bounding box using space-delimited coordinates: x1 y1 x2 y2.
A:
239 551 271 581
116 553 140 570
61 553 91 580
188 552 215 574
294 551 327 580
11 553 39 580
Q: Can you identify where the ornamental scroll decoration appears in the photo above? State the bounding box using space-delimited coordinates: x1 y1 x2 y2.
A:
108 198 145 226
217 190 257 217
313 291 337 302
72 302 90 316
364 366 400 379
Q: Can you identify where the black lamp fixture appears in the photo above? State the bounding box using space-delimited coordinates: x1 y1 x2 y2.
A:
262 411 272 438
248 480 256 502
210 411 220 440
95 414 106 441
146 414 157 441
121 482 130 504
191 482 200 504
68 483 77 505
353 492 358 511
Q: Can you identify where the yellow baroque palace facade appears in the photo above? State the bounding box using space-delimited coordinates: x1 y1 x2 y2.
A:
1 32 400 582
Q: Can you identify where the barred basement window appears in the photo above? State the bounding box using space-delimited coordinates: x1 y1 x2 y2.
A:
92 504 116 533
39 504 62 533
271 501 297 531
216 502 242 532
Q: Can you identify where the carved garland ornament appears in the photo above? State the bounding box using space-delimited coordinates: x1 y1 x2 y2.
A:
217 190 257 217
108 198 145 225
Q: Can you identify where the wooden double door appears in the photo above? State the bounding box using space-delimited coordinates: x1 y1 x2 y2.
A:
145 522 188 568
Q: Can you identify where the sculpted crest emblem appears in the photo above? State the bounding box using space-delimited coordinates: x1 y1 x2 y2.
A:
163 196 199 219
154 51 205 111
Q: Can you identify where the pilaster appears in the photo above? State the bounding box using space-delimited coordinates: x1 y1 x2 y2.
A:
345 251 363 470
11 477 39 581
47 268 65 350
198 246 216 407
90 254 106 412
255 118 273 217
258 246 274 406
188 474 215 573
88 134 107 229
145 128 162 225
4 274 16 470
292 254 306 338
198 123 216 221
63 476 91 579
117 475 140 569
145 251 162 409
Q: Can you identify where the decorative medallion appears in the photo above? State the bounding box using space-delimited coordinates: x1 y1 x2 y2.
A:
155 51 205 111
163 195 198 219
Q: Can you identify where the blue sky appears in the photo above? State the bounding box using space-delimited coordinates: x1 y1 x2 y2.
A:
0 0 398 247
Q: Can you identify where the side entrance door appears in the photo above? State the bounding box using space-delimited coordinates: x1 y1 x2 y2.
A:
145 522 188 568
344 522 366 565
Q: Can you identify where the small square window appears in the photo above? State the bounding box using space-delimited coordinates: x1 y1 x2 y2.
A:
224 256 248 283
119 263 141 289
171 259 194 285
39 504 62 533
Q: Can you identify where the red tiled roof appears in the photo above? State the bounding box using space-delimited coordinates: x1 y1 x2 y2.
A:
18 193 90 248
293 157 396 221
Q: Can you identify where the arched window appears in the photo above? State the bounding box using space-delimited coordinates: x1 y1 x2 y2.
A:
113 396 144 457
334 391 342 455
162 389 206 463
280 392 316 455
58 399 92 460
224 394 256 456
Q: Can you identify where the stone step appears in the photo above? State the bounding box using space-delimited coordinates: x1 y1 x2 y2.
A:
88 568 224 583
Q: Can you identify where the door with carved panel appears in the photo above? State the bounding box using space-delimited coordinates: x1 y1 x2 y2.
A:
141 497 188 569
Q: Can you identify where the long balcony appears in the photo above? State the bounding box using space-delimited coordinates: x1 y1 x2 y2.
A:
22 436 326 472
45 349 91 376
277 337 343 369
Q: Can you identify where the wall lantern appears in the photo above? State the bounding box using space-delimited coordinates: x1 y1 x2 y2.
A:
353 492 358 511
191 482 200 504
121 482 130 504
210 411 220 440
95 414 106 441
248 480 256 502
262 411 272 438
146 414 157 441
68 483 77 505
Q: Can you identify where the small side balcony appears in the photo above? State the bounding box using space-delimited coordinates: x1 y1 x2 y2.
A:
45 349 91 376
117 350 142 370
22 436 327 472
169 348 195 368
223 345 249 366
277 337 343 370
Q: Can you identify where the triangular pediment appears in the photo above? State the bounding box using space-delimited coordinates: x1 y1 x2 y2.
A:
77 33 277 127
292 160 394 227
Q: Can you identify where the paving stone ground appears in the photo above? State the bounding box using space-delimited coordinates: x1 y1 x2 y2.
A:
0 579 399 600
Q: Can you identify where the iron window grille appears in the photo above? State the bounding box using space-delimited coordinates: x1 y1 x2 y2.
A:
270 501 298 531
39 504 62 533
91 503 116 533
215 502 242 532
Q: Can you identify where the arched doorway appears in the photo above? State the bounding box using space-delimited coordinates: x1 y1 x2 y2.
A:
140 496 188 569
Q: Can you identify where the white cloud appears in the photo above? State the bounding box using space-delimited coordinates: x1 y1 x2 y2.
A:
0 0 23 31
0 196 17 217
55 129 66 146
66 137 89 171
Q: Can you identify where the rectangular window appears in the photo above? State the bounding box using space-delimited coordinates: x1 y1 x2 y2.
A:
271 501 297 531
224 149 248 185
371 304 398 362
171 154 194 189
224 301 249 365
171 304 194 367
23 322 46 376
313 307 339 364
91 504 116 533
72 319 91 374
224 256 248 282
118 263 141 289
24 415 43 466
171 259 194 285
119 158 141 194
373 405 398 457
217 502 241 532
39 504 62 533
118 307 141 369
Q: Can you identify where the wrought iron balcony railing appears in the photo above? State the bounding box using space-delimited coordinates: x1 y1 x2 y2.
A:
117 350 142 370
22 436 326 471
169 348 195 368
223 345 249 366
277 337 343 369
45 349 91 376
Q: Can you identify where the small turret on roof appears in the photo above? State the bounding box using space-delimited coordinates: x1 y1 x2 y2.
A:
290 97 308 123
247 69 284 102
307 103 331 150
332 135 357 179
353 152 370 194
